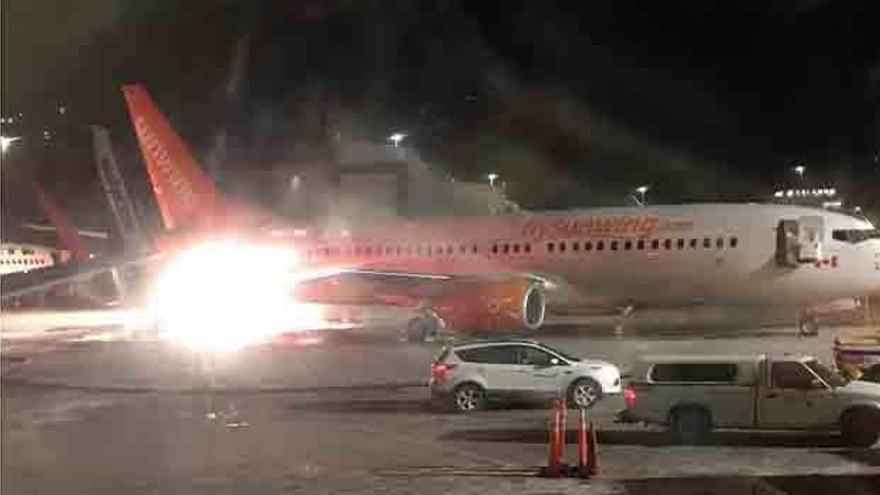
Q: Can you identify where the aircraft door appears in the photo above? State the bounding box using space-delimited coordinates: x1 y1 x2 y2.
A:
797 216 824 263
775 220 799 268
775 217 824 268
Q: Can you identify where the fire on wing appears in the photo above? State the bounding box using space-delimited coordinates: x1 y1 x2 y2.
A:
431 279 546 333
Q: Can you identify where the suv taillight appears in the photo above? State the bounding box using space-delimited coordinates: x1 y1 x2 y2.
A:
431 363 457 383
624 386 637 409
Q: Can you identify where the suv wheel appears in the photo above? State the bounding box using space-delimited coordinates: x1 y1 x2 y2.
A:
841 409 880 447
670 407 711 444
568 378 602 409
452 383 485 413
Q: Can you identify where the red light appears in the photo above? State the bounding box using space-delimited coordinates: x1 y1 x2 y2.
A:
624 387 637 408
431 363 456 383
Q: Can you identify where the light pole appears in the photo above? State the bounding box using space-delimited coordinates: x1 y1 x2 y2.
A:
633 185 649 207
487 172 499 189
793 164 806 182
387 132 407 148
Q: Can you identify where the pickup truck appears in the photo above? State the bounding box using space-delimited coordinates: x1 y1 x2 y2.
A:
619 354 880 446
834 333 880 382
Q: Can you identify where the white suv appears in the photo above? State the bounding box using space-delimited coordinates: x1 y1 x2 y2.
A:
430 340 622 412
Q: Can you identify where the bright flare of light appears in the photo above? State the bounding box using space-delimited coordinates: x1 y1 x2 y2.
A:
635 185 649 195
1 135 21 154
149 240 312 352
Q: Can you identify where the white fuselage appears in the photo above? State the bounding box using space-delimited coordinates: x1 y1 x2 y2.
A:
305 203 880 312
0 243 58 276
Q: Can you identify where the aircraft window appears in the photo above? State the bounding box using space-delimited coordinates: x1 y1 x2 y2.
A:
513 243 520 254
676 238 685 249
559 241 567 252
637 239 645 250
524 243 531 254
547 242 555 253
690 238 698 249
23 249 34 255
651 239 660 250
502 243 510 254
585 241 593 251
492 244 499 254
703 237 711 248
729 237 738 248
437 246 445 256
572 241 580 251
446 245 453 255
624 240 632 250
322 247 330 257
596 240 604 251
7 249 14 255
459 245 466 255
716 237 724 249
663 239 672 250
832 229 880 243
610 240 618 251
366 246 374 256
472 244 478 254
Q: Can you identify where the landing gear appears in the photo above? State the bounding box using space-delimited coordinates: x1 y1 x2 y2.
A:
614 304 635 337
406 311 443 343
797 310 819 337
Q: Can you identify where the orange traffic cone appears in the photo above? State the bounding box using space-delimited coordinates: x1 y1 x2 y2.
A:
577 408 589 475
585 421 599 476
559 398 567 455
542 399 564 477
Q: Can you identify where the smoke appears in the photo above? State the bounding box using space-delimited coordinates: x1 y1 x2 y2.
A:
206 33 250 177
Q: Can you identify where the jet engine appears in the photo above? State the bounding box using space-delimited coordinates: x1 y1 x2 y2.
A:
431 279 546 332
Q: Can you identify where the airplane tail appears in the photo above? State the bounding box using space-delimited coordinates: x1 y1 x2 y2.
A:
33 183 90 262
122 84 226 231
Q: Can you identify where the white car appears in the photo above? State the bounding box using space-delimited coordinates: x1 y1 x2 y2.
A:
430 339 622 412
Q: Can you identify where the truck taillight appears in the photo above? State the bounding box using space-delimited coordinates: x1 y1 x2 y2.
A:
624 386 637 408
431 363 456 383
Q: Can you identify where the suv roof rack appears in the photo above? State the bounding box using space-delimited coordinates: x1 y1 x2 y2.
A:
450 338 542 348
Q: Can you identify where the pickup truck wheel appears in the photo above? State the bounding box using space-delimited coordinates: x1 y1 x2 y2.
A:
841 409 880 448
669 407 711 444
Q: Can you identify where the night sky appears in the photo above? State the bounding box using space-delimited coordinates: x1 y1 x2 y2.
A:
2 0 878 236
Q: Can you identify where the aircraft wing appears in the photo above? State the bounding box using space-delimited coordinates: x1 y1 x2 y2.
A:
291 264 547 331
0 254 155 302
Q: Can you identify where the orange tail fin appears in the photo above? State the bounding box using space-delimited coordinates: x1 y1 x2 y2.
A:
33 183 90 262
122 84 224 231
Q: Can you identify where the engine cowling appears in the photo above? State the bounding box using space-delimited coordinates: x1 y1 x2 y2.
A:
431 279 546 333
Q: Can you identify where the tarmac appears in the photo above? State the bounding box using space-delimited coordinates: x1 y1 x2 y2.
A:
2 324 879 494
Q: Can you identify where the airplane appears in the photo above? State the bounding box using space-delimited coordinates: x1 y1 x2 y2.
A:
0 242 57 275
119 83 880 345
0 184 92 277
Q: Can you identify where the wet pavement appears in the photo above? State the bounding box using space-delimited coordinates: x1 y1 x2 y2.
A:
2 325 879 494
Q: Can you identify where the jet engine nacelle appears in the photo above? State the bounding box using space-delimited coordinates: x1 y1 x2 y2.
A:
431 279 546 332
